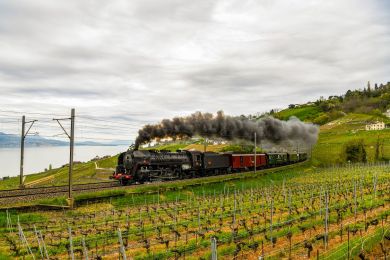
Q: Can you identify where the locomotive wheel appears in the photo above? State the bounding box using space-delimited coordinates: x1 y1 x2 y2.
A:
120 178 128 186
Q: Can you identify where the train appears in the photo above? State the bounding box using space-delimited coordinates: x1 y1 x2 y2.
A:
113 149 307 185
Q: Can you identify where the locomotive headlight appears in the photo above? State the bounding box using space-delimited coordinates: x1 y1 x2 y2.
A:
182 164 190 170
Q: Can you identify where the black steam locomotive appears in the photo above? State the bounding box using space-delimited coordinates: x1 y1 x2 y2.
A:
113 149 307 185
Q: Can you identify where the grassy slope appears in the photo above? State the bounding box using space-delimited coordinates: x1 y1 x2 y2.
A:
312 113 390 165
146 142 189 151
96 155 118 168
184 143 227 152
275 105 322 121
0 157 119 190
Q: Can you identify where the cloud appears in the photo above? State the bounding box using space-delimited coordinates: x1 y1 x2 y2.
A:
0 0 389 141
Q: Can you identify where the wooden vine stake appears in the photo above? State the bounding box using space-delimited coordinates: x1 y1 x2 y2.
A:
68 226 74 260
6 209 13 235
33 225 43 259
324 190 329 250
347 226 350 260
233 188 237 226
118 228 127 260
82 237 89 260
288 188 292 217
38 230 49 259
371 173 377 207
354 179 357 223
17 219 34 259
211 237 218 260
270 195 274 246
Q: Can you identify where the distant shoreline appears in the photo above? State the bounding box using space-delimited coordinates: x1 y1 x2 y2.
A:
0 144 125 148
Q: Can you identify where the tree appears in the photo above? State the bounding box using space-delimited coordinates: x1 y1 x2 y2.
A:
342 139 367 163
374 136 385 161
366 81 372 97
319 102 331 112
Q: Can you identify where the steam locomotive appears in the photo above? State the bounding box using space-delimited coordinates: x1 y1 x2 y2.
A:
113 149 307 185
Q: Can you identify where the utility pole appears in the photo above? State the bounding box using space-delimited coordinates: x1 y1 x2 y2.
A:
20 116 37 188
254 132 257 174
54 108 75 207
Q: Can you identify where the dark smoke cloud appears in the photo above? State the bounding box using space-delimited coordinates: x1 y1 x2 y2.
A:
134 111 319 149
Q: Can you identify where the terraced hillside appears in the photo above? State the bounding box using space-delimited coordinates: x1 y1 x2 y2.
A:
312 114 390 165
0 163 388 259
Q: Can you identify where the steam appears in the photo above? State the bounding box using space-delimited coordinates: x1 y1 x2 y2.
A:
134 111 319 150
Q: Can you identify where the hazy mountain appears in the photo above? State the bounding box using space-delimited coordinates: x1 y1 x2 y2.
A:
0 132 129 148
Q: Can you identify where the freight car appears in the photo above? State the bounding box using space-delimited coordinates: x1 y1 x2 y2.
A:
202 152 231 175
228 153 267 171
113 149 307 185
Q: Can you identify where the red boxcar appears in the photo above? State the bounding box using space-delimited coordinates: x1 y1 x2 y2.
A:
227 153 267 170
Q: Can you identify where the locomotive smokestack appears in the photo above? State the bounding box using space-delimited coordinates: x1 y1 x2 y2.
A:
134 111 319 150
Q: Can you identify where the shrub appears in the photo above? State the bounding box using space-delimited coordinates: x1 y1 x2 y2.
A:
313 113 330 125
341 139 367 163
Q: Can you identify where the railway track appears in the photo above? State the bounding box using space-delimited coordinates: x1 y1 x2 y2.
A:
0 181 120 199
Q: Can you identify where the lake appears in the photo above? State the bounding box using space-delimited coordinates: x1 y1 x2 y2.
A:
0 146 129 178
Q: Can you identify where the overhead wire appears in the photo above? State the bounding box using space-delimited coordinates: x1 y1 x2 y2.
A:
77 115 143 127
0 110 135 126
0 109 69 117
0 110 139 137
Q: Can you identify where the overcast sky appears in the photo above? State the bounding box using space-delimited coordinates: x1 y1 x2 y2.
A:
0 0 389 142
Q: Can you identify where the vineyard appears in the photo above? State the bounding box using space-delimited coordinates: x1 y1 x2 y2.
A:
1 163 389 259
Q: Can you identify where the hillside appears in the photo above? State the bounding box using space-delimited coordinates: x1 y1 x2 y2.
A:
312 113 390 165
270 81 390 125
0 132 67 147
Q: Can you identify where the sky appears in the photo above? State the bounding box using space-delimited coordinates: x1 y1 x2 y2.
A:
0 0 389 143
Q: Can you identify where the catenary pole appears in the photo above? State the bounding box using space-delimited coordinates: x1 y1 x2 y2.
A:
19 116 25 188
53 108 75 207
254 132 257 174
19 116 37 188
69 108 75 200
